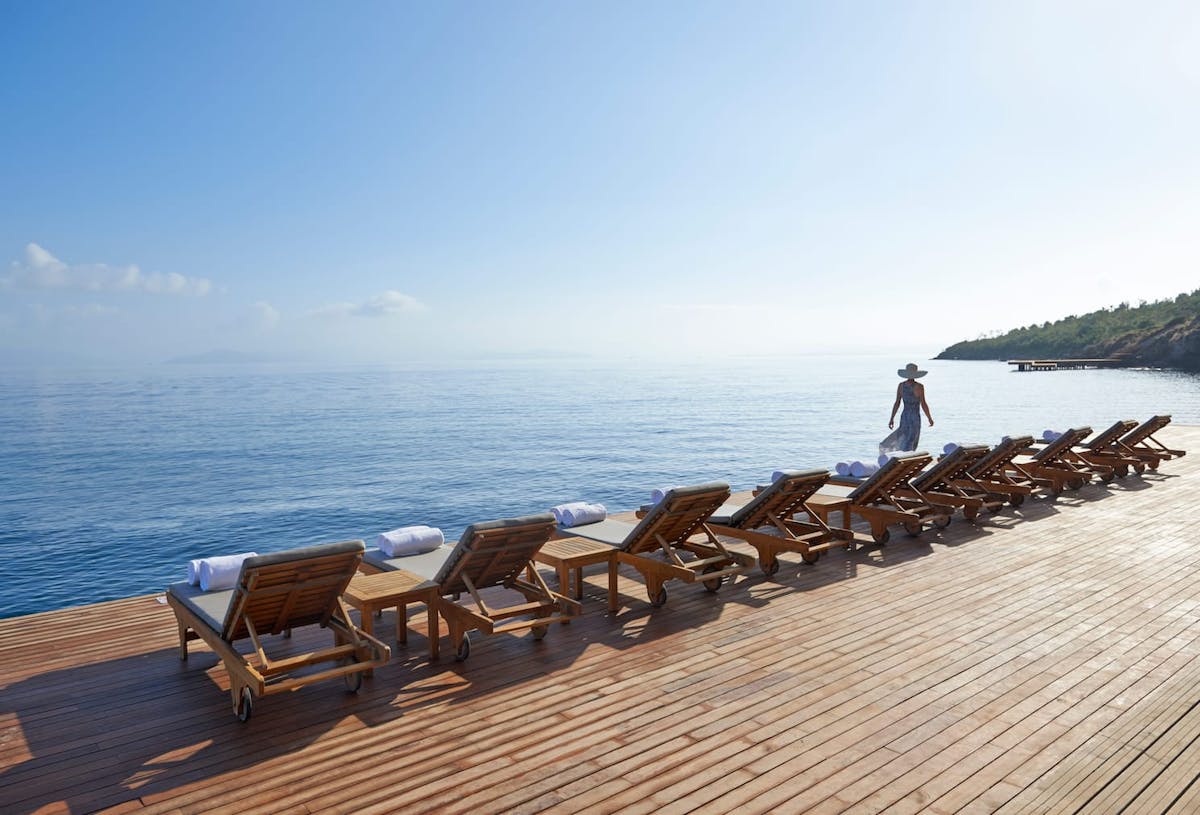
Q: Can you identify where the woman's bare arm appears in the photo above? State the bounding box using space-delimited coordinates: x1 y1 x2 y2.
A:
916 382 934 426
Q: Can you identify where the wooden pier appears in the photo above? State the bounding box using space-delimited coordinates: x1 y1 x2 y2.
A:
1008 359 1123 372
2 426 1198 814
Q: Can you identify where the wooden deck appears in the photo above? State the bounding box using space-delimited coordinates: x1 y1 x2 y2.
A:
2 426 1198 814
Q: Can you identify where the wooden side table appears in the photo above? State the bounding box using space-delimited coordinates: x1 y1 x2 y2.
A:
343 570 441 667
534 537 618 612
804 494 854 538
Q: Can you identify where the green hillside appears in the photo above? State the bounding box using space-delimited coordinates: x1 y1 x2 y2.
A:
936 289 1200 371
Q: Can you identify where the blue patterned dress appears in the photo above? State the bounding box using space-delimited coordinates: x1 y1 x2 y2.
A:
879 380 922 454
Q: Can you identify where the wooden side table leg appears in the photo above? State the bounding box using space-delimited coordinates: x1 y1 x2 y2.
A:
607 558 619 614
397 603 408 646
427 599 440 661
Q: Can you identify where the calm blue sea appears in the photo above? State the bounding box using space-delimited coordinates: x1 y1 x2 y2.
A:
2 355 1198 618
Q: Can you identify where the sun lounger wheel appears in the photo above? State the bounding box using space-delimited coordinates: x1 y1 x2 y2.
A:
340 658 363 693
650 586 668 607
701 565 724 593
1134 462 1146 474
933 515 951 529
237 688 253 722
1068 478 1085 490
904 520 922 537
455 634 471 661
761 558 782 576
1009 494 1025 507
1115 466 1129 478
531 625 548 641
872 529 890 545
1100 473 1114 484
800 551 820 566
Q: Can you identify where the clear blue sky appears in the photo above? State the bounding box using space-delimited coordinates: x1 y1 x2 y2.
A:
2 1 1198 365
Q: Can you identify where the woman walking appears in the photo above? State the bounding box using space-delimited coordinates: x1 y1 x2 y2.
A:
880 363 934 454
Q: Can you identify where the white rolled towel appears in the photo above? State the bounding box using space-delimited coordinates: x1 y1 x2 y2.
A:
650 486 682 504
187 559 203 585
835 462 850 476
849 461 868 478
198 552 259 592
550 501 592 524
1042 429 1060 442
378 525 444 557
943 442 959 455
561 503 606 527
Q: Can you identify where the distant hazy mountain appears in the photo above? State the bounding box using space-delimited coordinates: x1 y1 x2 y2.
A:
165 349 273 365
0 347 101 368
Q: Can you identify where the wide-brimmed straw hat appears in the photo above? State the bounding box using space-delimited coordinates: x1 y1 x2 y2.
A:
898 363 927 379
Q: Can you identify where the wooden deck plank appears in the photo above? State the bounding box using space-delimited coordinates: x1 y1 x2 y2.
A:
1 426 1198 814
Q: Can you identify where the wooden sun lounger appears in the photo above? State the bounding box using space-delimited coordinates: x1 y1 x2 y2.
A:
362 514 580 661
808 452 952 544
558 482 754 609
166 540 391 721
1025 425 1123 484
1075 419 1145 476
829 446 1000 522
905 444 1005 521
1119 415 1186 469
964 435 1044 505
706 469 854 575
1015 426 1109 492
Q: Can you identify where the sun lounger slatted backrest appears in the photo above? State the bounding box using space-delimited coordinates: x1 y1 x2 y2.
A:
847 452 930 505
433 513 558 596
1121 415 1172 446
1031 427 1092 464
169 539 390 719
910 445 990 492
1086 420 1139 450
726 469 829 530
620 482 732 555
221 540 365 642
969 435 1035 479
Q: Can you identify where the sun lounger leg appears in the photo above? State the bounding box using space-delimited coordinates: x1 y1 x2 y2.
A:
645 575 667 608
870 520 890 545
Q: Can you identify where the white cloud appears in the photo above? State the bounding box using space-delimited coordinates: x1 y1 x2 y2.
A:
312 289 428 319
250 301 280 331
31 302 120 321
66 303 120 317
3 243 212 296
